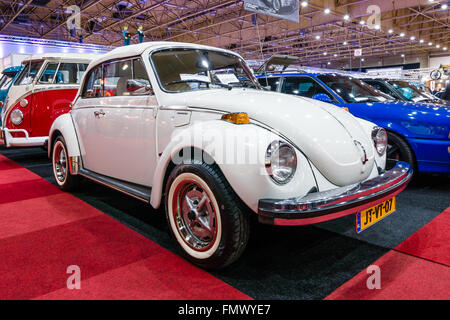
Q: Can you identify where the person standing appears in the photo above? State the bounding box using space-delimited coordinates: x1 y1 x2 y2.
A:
442 82 450 101
122 25 131 46
137 24 145 43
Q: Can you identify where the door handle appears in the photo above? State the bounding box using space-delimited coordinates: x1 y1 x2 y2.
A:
94 110 105 117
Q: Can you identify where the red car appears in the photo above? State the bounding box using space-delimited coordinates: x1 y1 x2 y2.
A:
1 53 97 148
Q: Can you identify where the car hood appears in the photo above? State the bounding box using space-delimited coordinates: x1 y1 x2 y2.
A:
162 89 376 186
349 100 450 139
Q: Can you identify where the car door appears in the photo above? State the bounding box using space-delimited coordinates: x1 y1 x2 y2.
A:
74 58 157 187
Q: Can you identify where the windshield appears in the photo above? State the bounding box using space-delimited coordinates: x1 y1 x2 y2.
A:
151 48 260 92
389 81 437 103
15 61 44 86
317 74 391 103
0 73 14 90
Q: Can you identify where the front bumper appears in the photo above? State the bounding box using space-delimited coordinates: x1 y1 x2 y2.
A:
258 162 412 226
1 128 47 148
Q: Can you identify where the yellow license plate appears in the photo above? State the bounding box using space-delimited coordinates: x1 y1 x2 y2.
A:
356 197 396 233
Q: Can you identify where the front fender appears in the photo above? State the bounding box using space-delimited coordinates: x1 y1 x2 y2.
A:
150 120 317 212
48 113 80 159
356 117 386 170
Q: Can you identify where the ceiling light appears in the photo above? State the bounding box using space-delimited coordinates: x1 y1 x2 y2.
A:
374 24 380 30
360 20 365 25
343 41 348 45
388 29 394 34
436 44 440 48
419 39 424 43
324 8 331 14
444 47 448 51
327 62 331 65
428 42 433 46
361 58 365 62
301 1 308 8
442 4 448 9
343 14 350 20
334 54 338 57
400 32 405 37
315 35 321 40
323 52 328 56
410 36 416 40
401 54 405 57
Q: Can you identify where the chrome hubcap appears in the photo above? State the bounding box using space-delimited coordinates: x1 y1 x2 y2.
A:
173 181 217 251
54 144 67 183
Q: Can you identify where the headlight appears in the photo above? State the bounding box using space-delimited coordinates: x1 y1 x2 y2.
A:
265 141 297 184
372 126 387 156
10 109 23 126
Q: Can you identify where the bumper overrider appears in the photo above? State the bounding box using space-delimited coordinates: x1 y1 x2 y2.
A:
258 162 413 226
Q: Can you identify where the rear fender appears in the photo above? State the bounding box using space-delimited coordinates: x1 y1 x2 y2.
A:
48 113 80 160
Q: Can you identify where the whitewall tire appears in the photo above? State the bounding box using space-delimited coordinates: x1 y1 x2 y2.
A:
165 160 250 269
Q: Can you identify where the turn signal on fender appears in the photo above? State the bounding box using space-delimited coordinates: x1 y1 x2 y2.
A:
221 112 250 124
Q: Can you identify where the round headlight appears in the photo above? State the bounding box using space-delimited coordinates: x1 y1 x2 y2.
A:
10 109 23 126
372 127 387 156
265 141 297 184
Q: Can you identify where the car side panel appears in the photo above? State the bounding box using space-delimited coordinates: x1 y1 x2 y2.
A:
150 119 317 211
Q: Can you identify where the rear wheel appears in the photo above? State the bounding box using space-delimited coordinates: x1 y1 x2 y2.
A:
52 136 80 191
386 131 416 171
165 160 249 269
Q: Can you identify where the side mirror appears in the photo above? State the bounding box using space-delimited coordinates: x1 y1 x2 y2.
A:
312 93 332 103
127 79 153 95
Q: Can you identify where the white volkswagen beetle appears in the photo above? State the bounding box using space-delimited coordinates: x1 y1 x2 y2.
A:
49 42 412 269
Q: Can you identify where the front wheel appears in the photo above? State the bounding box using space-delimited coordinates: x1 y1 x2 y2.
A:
52 136 81 191
386 131 416 171
165 161 249 269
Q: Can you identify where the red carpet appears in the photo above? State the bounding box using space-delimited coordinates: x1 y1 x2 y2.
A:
0 155 250 300
326 208 450 300
396 207 450 267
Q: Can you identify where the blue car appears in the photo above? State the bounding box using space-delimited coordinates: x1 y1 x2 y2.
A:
257 70 450 174
0 66 22 122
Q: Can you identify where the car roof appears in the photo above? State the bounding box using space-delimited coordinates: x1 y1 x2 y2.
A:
88 41 242 68
22 53 100 64
256 72 355 78
2 65 22 74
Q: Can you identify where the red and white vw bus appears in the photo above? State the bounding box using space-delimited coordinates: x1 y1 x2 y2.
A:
0 53 98 148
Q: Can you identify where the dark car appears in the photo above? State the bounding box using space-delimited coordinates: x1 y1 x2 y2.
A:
363 78 449 105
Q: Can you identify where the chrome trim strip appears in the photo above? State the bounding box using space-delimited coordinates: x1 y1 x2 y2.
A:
78 168 151 203
258 162 412 216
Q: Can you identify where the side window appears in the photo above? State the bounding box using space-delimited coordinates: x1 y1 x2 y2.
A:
55 63 86 84
103 60 133 97
39 63 59 83
281 77 333 100
15 61 44 86
130 58 153 95
82 66 102 98
258 77 279 91
368 82 390 95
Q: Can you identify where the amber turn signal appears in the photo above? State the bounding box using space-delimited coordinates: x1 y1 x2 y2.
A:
221 112 250 124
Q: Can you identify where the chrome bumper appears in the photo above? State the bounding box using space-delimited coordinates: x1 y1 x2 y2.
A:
258 162 413 226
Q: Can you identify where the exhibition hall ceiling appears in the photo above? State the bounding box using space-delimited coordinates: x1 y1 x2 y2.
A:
0 0 448 66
